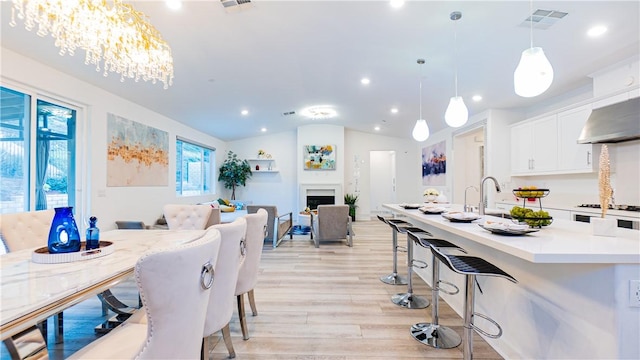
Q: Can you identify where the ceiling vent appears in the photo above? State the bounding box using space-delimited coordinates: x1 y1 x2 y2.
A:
220 0 252 11
282 111 296 116
519 9 568 30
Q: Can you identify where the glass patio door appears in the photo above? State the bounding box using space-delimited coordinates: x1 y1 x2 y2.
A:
0 86 77 213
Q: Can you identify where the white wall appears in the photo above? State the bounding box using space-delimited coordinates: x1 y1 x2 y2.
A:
1 48 227 229
226 131 298 215
344 129 421 219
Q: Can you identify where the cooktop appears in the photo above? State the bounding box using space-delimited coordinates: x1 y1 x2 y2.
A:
577 204 640 212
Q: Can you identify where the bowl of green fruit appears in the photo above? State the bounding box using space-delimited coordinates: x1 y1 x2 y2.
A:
510 206 553 228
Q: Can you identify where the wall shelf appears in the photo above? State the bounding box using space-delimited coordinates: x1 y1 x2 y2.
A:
248 158 278 173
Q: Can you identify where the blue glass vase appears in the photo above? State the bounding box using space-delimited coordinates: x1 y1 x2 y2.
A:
48 207 81 253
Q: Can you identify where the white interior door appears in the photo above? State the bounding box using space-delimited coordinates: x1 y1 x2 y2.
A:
369 151 396 215
453 127 484 207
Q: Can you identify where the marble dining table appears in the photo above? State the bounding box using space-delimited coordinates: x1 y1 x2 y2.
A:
0 229 207 341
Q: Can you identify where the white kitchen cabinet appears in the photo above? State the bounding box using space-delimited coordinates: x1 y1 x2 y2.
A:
510 115 558 175
558 104 595 173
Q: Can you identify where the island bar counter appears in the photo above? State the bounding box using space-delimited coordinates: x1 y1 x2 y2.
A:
383 204 640 360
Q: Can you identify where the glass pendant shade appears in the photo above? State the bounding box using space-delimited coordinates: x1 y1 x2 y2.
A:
514 47 554 97
444 96 468 128
412 119 430 142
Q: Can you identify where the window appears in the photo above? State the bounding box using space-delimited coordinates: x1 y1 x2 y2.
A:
175 138 215 196
0 86 77 214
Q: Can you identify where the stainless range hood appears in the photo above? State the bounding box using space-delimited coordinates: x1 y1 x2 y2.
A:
577 97 640 144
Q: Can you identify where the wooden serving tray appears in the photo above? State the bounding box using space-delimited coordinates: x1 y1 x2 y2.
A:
32 241 114 264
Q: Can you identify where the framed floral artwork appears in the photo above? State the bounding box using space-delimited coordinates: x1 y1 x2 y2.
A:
303 145 336 170
422 140 446 186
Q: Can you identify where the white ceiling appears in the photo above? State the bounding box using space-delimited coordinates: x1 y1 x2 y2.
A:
1 1 639 141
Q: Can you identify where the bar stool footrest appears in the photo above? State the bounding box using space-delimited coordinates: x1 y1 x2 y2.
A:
436 280 459 296
410 322 462 349
470 312 503 339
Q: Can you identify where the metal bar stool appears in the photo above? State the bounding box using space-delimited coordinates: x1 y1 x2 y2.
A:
377 215 412 285
409 233 466 349
430 246 518 360
391 227 432 309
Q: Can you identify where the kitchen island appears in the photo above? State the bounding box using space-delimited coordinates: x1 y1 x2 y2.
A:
383 204 640 360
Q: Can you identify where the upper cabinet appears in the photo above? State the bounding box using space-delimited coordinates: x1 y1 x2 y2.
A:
557 104 595 173
510 115 558 175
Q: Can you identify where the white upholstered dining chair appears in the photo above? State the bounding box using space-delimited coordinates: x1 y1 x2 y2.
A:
202 217 247 359
0 209 65 344
163 204 216 230
68 227 222 359
125 218 247 359
235 208 269 340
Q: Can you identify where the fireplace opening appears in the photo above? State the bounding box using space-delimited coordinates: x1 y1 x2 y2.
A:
307 195 335 210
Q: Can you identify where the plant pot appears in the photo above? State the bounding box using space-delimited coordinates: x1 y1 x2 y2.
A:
591 217 616 237
348 207 356 222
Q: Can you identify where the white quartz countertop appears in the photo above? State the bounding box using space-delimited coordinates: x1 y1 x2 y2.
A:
383 204 640 264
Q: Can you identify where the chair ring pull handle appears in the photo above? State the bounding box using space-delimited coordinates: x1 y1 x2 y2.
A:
436 280 459 296
240 239 247 256
201 262 214 290
471 312 503 339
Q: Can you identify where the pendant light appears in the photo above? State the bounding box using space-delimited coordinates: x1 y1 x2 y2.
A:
412 59 430 142
514 0 554 97
444 11 468 128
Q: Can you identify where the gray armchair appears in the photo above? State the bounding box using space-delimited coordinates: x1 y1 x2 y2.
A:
310 205 353 248
246 205 292 248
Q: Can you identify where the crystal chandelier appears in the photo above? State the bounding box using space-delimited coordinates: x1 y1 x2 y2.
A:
9 0 174 89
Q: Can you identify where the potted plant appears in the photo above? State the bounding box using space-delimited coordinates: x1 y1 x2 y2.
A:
218 151 252 200
344 193 359 222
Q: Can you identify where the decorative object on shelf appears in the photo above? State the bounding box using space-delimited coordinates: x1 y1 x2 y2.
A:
593 144 616 237
48 207 81 254
255 164 260 171
444 11 468 128
303 145 336 170
423 188 439 202
9 0 174 89
344 193 359 221
412 58 430 141
257 149 266 159
218 151 252 200
86 216 100 250
513 0 555 97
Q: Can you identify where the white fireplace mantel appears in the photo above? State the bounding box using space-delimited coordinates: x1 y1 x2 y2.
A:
299 183 343 212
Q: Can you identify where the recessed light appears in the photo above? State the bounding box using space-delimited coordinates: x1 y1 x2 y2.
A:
390 108 398 114
300 106 337 119
241 109 249 115
374 126 381 131
587 25 607 37
165 0 182 10
472 95 482 102
361 78 371 85
260 127 267 132
390 0 404 9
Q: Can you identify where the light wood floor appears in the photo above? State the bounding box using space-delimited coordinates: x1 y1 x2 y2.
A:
3 220 503 359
